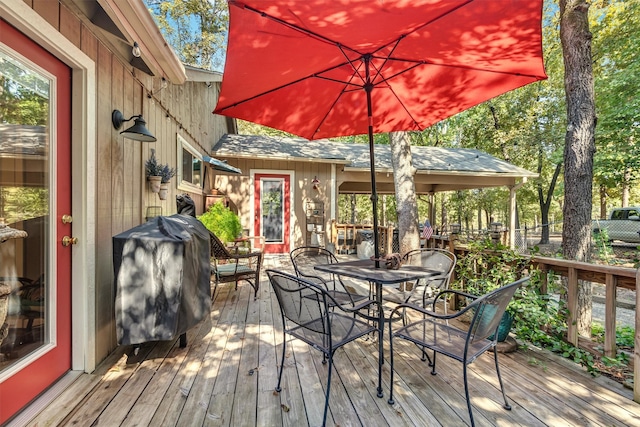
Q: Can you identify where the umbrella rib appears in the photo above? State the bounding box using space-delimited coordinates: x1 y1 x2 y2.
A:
370 55 545 81
217 60 365 111
233 1 361 56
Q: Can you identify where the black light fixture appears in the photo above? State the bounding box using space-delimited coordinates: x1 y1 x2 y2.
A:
312 176 320 190
112 110 156 142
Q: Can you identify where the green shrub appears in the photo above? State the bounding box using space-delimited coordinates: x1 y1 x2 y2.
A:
198 202 242 244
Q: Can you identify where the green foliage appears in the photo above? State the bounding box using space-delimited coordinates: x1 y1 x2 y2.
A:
453 238 529 300
145 0 229 71
198 202 242 243
592 323 635 348
592 228 614 262
591 0 640 194
0 187 48 223
452 239 613 375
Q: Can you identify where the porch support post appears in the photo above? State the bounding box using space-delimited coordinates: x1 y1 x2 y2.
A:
509 178 527 250
330 164 337 222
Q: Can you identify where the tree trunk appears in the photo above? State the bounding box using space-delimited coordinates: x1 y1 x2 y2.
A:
599 184 607 218
389 131 419 254
622 168 631 206
538 163 562 244
559 0 597 337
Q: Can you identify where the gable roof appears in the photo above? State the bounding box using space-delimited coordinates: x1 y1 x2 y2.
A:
212 134 537 179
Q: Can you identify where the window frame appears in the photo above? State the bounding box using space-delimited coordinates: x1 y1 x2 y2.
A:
177 133 204 194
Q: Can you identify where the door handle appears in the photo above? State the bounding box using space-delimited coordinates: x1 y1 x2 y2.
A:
62 236 78 246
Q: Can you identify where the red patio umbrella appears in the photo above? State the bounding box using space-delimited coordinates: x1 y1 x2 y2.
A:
214 0 547 260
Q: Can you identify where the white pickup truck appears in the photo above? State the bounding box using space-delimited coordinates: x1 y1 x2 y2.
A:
592 207 640 243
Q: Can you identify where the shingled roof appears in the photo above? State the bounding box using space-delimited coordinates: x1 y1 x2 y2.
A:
212 134 537 178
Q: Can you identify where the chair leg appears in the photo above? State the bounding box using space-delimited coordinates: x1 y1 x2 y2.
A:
388 327 396 405
494 345 512 411
276 332 287 393
211 280 219 302
420 320 433 366
463 363 475 427
430 352 437 375
323 354 334 427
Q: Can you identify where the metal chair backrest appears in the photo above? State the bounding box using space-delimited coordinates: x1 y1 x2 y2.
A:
466 277 528 344
290 246 339 283
402 248 456 275
267 269 330 335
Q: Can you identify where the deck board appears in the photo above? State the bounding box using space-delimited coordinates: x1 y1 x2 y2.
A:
24 255 640 427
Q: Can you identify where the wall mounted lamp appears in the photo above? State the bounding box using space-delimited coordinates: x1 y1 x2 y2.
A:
312 176 320 190
132 41 141 58
112 110 156 142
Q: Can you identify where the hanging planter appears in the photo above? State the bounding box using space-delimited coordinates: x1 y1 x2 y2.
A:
148 175 162 193
158 183 169 200
145 149 176 196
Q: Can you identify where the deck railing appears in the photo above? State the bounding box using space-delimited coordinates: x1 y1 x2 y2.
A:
429 235 640 402
327 228 639 399
329 221 396 255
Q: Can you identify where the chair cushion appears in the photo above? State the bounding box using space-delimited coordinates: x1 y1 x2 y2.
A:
214 263 256 277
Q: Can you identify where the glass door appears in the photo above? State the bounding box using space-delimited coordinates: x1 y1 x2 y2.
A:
254 174 290 254
0 20 72 424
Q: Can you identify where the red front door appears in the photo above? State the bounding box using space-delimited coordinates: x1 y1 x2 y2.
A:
254 174 291 254
0 20 72 424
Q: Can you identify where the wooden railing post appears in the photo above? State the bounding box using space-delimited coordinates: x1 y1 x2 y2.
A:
635 268 640 402
566 267 579 346
604 273 617 358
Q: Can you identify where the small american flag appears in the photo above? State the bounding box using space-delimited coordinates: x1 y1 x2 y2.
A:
421 219 433 240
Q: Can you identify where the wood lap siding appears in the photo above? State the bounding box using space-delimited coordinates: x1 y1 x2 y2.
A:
215 158 333 250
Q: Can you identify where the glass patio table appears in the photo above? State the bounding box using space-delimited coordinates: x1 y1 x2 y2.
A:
315 258 439 398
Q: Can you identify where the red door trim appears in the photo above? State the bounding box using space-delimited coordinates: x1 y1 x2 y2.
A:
0 19 72 424
254 173 291 254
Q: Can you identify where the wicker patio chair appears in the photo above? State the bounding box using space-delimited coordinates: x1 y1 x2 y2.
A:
290 246 369 307
266 269 377 427
209 231 262 300
388 276 529 427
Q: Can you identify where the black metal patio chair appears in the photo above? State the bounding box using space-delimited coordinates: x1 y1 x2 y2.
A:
266 269 377 427
290 246 369 307
382 248 456 320
387 276 529 427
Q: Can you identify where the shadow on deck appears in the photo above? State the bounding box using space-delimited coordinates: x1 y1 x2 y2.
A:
23 255 640 426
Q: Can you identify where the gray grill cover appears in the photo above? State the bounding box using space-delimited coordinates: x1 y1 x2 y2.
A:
113 214 211 345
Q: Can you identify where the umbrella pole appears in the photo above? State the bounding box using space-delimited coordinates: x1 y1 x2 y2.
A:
365 81 381 267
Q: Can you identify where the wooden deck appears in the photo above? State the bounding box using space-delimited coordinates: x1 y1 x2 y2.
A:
25 255 640 427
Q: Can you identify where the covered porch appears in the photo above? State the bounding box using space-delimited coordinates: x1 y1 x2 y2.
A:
20 255 640 426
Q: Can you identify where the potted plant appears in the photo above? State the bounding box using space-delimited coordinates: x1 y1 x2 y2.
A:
145 149 163 193
145 149 176 198
157 164 176 200
198 201 242 244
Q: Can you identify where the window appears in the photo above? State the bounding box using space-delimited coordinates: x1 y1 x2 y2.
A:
177 134 203 192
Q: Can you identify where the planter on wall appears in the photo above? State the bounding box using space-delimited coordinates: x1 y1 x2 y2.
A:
158 182 169 200
148 175 162 193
